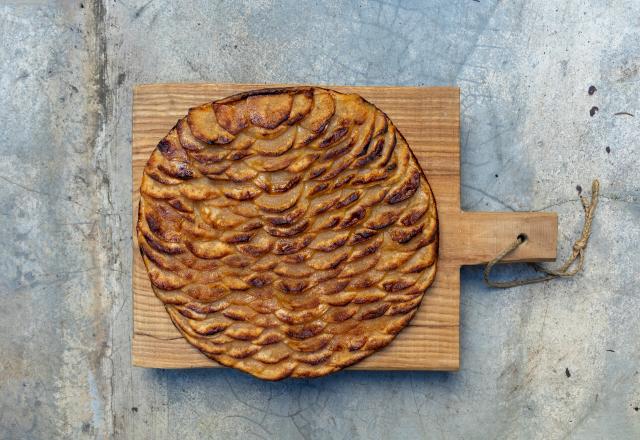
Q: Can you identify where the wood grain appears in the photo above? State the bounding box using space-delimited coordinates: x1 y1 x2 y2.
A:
131 83 557 371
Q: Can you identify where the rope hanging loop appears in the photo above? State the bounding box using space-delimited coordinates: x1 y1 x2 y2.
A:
483 180 600 288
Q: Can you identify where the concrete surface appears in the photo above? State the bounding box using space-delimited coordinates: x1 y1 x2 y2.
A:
1 0 638 438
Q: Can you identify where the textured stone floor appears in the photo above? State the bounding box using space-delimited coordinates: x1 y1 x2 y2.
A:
0 1 638 438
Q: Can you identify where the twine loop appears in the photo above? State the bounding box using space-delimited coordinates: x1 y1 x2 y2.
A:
483 180 600 288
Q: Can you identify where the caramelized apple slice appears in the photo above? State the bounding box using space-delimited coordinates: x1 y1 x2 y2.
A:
187 103 235 144
299 90 335 133
213 101 248 134
177 117 209 151
252 125 296 156
253 183 303 213
246 93 293 129
287 90 313 124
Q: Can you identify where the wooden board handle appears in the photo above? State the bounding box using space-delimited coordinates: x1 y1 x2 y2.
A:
441 211 558 266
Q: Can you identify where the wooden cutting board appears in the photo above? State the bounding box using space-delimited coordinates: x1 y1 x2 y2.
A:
132 83 557 371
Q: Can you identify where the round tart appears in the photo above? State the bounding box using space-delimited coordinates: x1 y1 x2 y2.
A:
137 87 438 379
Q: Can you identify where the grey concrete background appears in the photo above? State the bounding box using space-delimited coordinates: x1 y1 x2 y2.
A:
1 0 638 438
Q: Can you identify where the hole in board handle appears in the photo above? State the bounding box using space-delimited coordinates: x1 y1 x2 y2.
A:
517 233 528 243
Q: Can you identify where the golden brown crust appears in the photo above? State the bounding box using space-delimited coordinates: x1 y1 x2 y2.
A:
137 87 438 380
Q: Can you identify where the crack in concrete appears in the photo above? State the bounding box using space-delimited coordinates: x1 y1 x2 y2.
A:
0 174 94 210
462 183 517 211
533 193 639 212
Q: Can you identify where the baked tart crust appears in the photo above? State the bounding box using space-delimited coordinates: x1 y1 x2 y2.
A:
137 87 438 379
